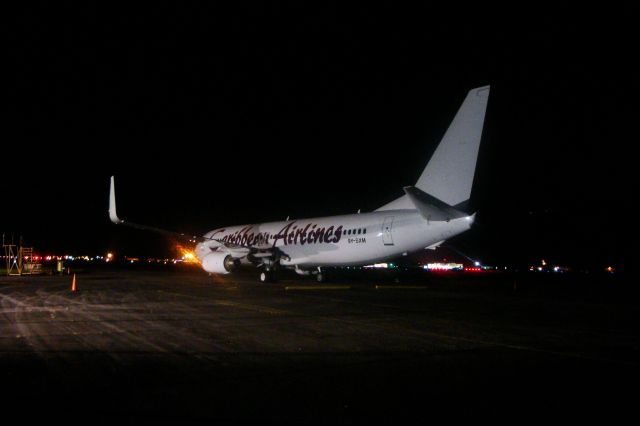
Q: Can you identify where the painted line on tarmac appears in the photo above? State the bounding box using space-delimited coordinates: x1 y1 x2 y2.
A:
285 285 351 291
374 285 428 289
0 293 28 306
157 290 201 300
213 300 288 316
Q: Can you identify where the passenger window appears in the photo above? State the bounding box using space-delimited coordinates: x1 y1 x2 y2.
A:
357 229 361 234
363 228 367 234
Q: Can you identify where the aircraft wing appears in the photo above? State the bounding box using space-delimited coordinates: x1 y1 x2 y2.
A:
109 177 197 238
109 176 282 258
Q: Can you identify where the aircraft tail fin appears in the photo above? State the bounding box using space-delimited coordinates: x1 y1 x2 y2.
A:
377 85 490 211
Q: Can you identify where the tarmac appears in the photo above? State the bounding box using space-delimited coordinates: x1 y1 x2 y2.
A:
1 267 638 425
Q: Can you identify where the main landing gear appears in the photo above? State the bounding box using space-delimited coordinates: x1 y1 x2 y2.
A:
257 266 327 283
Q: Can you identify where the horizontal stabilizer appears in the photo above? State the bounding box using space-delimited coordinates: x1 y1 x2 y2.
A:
425 240 445 250
403 186 468 222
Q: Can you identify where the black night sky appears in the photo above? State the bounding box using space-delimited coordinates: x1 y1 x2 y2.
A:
2 5 636 271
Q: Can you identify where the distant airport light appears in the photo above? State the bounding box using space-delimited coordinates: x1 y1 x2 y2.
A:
474 261 481 267
425 262 463 271
530 263 570 273
606 266 614 273
365 263 389 269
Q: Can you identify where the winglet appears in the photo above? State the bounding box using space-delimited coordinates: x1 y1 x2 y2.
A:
109 176 124 224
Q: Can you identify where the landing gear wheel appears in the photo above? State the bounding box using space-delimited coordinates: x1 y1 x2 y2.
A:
259 270 276 283
316 273 325 283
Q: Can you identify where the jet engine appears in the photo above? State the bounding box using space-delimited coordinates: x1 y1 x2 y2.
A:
201 252 238 274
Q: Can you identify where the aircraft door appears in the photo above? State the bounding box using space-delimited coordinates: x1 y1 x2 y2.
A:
382 216 394 246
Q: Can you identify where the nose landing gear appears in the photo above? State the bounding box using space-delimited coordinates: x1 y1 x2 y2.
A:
259 267 276 283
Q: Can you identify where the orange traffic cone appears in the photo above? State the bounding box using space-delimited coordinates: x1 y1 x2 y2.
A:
71 274 77 292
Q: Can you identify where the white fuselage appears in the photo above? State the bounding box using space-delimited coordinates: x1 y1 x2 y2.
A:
195 210 474 269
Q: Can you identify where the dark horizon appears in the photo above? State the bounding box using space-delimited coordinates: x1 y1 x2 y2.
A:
2 5 635 272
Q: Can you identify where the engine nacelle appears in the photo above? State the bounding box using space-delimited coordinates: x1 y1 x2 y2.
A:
201 252 238 274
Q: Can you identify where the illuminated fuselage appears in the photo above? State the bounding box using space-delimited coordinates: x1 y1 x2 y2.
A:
196 210 473 270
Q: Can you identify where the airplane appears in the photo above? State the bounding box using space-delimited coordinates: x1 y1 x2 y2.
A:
109 85 490 283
